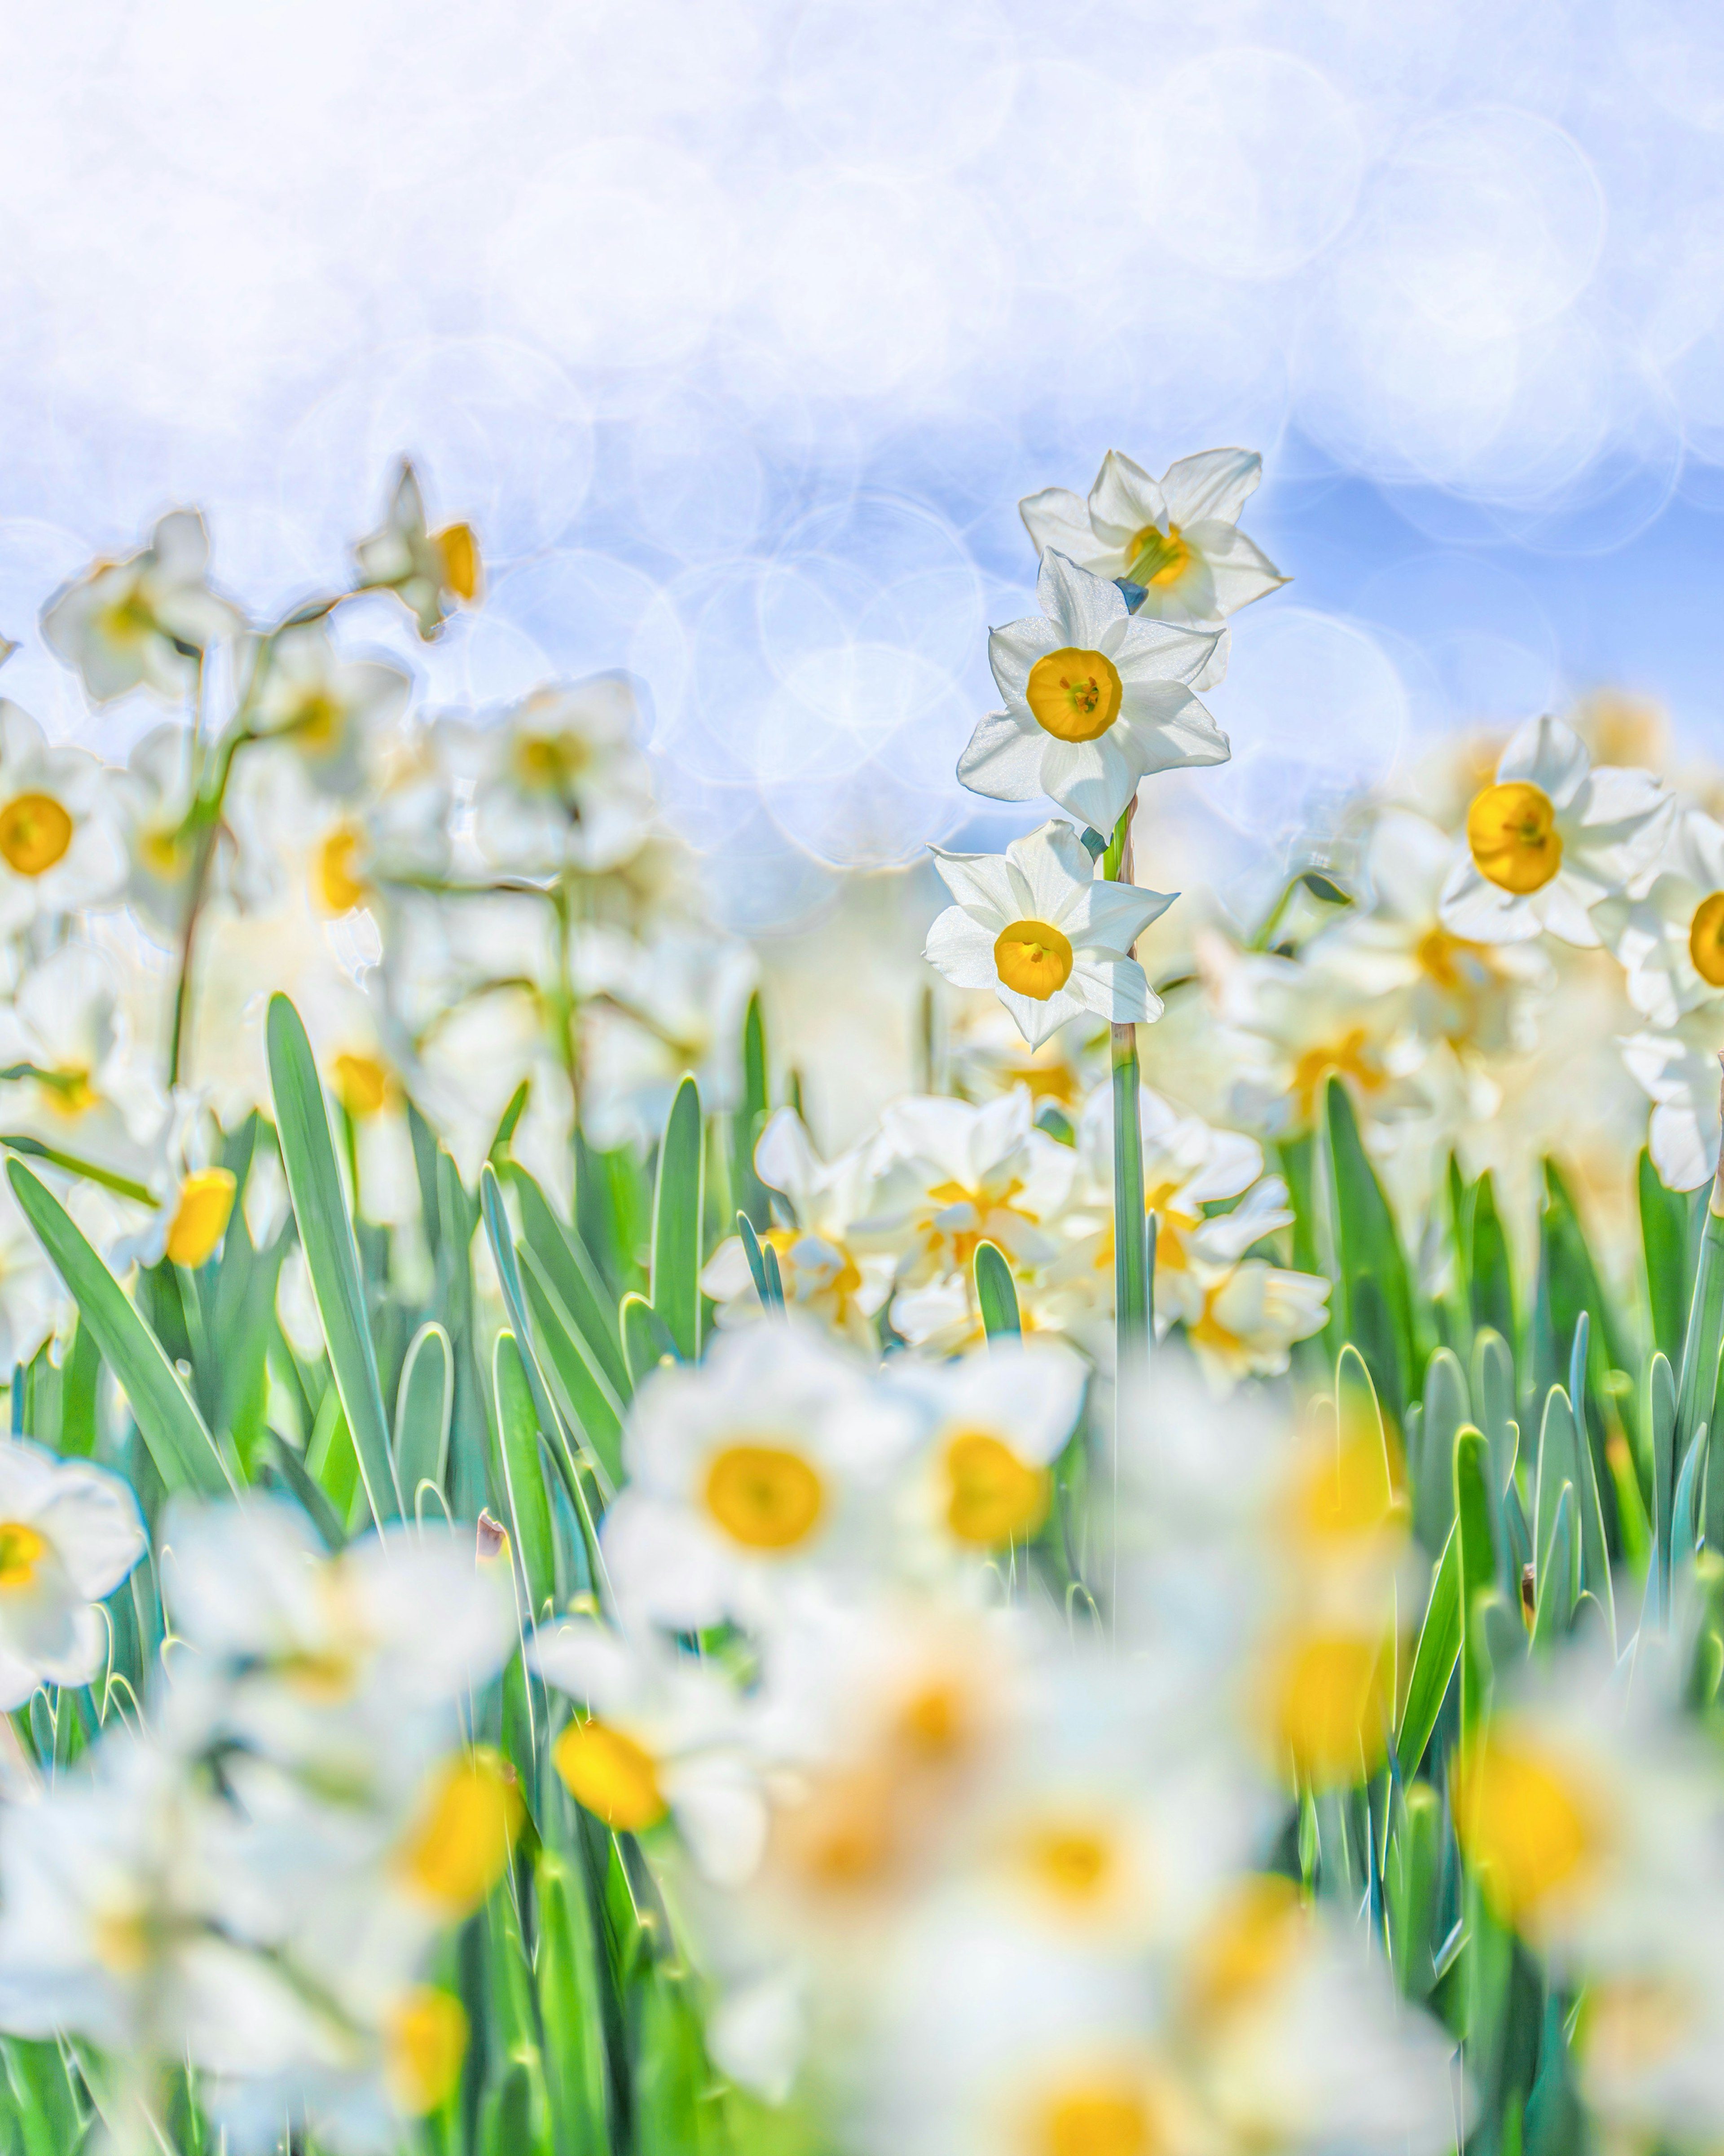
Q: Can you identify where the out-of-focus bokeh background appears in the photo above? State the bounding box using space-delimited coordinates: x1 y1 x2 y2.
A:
4 0 1723 942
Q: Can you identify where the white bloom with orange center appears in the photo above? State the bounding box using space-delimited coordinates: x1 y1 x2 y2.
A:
247 626 411 800
576 926 760 1151
601 1322 919 1634
352 461 481 639
1021 447 1287 633
699 1108 901 1349
1620 1003 1724 1192
924 821 1174 1050
0 701 128 929
892 1339 1087 1559
1597 803 1724 1027
1213 943 1431 1139
529 1615 767 1884
0 943 164 1182
1438 714 1669 948
958 552 1227 833
41 509 241 704
0 1440 145 1706
452 675 658 876
1182 1257 1330 1393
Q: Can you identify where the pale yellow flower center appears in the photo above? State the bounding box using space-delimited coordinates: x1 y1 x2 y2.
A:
994 920 1074 1001
1186 1874 1305 2025
1691 891 1724 988
943 1430 1050 1547
896 1680 968 1760
1265 1628 1391 1786
0 1521 46 1591
514 732 590 793
704 1443 824 1552
435 523 482 603
1124 521 1191 589
289 692 344 753
553 1719 667 1831
333 1052 391 1120
397 1750 523 1915
1452 1731 1601 1925
1025 648 1123 743
384 1987 469 2116
1020 1820 1118 1908
164 1168 237 1269
1467 780 1562 894
1040 2085 1153 2156
0 793 73 878
315 826 369 914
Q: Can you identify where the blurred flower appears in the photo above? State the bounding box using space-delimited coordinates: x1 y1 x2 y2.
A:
1439 714 1668 948
352 461 481 638
958 552 1227 833
246 626 411 799
1020 447 1287 627
0 1440 145 1705
892 1339 1086 1558
0 701 128 929
453 676 658 875
924 821 1173 1049
42 509 240 704
1598 802 1724 1027
1620 1005 1724 1192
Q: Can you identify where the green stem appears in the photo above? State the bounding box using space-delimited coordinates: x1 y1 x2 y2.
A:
1676 1061 1724 1503
165 722 255 1089
1107 802 1148 1376
0 1135 154 1207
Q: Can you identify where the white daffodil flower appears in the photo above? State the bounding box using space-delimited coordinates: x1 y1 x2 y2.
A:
41 509 241 705
529 1615 768 1885
247 626 411 800
450 676 659 876
352 461 481 639
576 926 759 1151
1020 447 1288 627
958 552 1228 834
0 1182 67 1375
862 1089 1079 1291
0 943 164 1183
924 821 1174 1050
1438 714 1669 948
700 1108 902 1349
1620 1007 1724 1192
600 1322 920 1634
1596 804 1724 1027
0 701 128 929
1181 1257 1331 1392
1213 945 1432 1139
0 1441 145 1705
891 1338 1087 1558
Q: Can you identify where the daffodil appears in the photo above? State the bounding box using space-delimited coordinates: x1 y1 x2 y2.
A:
1179 1258 1330 1393
41 509 240 704
1020 447 1287 627
0 701 128 929
699 1108 901 1348
600 1322 919 1633
1213 944 1431 1138
0 943 163 1182
924 821 1174 1050
247 626 411 800
352 461 481 638
1620 1005 1724 1192
576 926 760 1150
957 552 1227 833
1596 803 1724 1027
0 1440 145 1706
529 1615 768 1883
451 676 659 875
0 1181 66 1374
1438 714 1669 948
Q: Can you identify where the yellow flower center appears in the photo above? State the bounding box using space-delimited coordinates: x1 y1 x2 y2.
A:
1266 1629 1391 1786
943 1431 1051 1547
1124 521 1191 589
38 1067 98 1121
994 920 1074 1001
315 826 370 914
704 1443 824 1552
1467 780 1562 895
553 1719 668 1832
97 588 158 649
1021 1822 1117 1907
1289 1028 1385 1128
514 732 590 793
164 1168 237 1269
1041 2085 1153 2156
397 1750 523 1915
0 793 73 878
92 1905 154 1975
290 692 344 753
384 1987 469 2116
1025 648 1124 743
1452 1731 1601 1926
141 826 187 879
0 1521 46 1591
1186 1874 1305 2025
333 1052 391 1120
1292 1434 1396 1549
436 523 482 602
1690 891 1724 988
896 1681 967 1760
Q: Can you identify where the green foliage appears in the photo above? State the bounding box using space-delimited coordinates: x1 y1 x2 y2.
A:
973 1238 1021 1339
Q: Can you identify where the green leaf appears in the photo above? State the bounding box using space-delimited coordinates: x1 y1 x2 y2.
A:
1471 1328 1518 1495
519 1248 625 1489
264 996 399 1526
1455 1424 1500 1732
7 1161 232 1498
1386 1782 1447 2001
509 1166 629 1401
1416 1347 1468 1554
1530 1481 1576 1651
974 1239 1021 1340
1674 1421 1707 1571
1676 1175 1724 1471
534 1849 613 2148
493 1331 556 1618
1396 1523 1460 1780
621 1292 678 1388
1325 1077 1413 1411
650 1075 704 1362
1649 1348 1677 1612
266 1431 345 1552
736 1212 782 1310
1112 1023 1148 1370
1467 1169 1516 1354
394 1321 453 1504
1641 1146 1690 1365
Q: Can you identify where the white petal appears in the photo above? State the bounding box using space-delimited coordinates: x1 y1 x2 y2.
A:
1038 731 1137 833
988 615 1058 702
1037 551 1126 651
955 710 1050 803
1187 520 1287 615
1112 615 1223 689
1496 714 1590 806
1087 451 1166 541
1158 448 1262 527
1018 487 1105 568
924 907 1003 991
1068 954 1160 1025
1436 858 1541 945
1006 821 1093 923
1062 876 1177 953
928 848 1016 923
1115 684 1230 775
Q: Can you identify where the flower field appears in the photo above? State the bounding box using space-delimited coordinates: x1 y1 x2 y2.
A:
0 445 1717 2156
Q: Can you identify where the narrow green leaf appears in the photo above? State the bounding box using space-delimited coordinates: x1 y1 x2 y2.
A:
394 1321 453 1503
519 1248 625 1489
1387 1782 1446 2001
1472 1327 1518 1494
736 1211 781 1310
510 1166 629 1400
493 1331 556 1617
1674 1421 1707 1571
1396 1523 1460 1780
1641 1147 1690 1364
535 1850 613 2148
1675 1151 1724 1470
488 1077 530 1160
650 1074 703 1361
1530 1482 1575 1651
1650 1348 1677 1612
974 1239 1021 1340
266 1431 345 1552
621 1292 678 1388
1467 1169 1516 1352
265 996 399 1525
1455 1424 1499 1733
1112 1021 1148 1370
1325 1077 1412 1411
1416 1347 1468 1553
8 1162 231 1498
